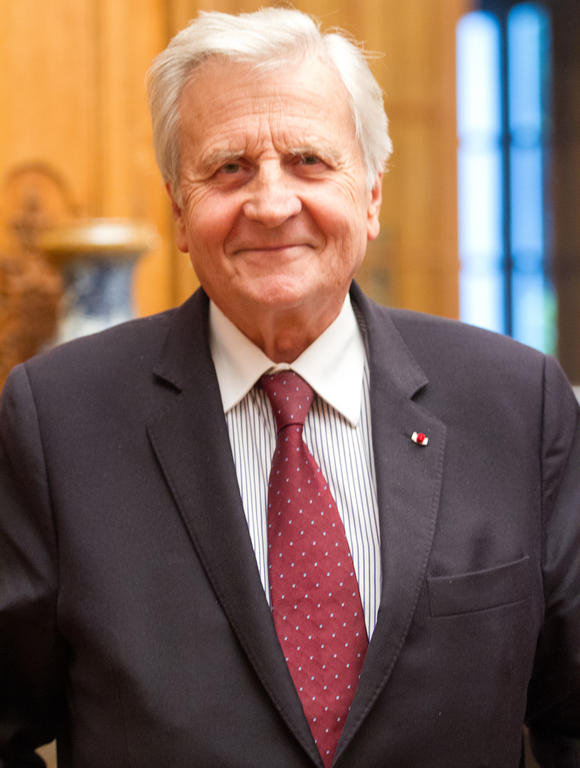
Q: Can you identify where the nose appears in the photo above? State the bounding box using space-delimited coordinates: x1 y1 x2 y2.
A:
242 163 302 227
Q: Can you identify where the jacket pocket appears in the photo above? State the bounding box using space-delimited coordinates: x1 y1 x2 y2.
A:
427 555 531 617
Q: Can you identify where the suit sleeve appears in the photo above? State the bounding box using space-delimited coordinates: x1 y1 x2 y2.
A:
0 364 66 767
526 355 580 767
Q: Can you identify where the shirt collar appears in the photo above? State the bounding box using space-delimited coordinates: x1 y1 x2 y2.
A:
209 295 365 426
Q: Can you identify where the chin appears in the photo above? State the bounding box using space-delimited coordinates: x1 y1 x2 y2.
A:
244 278 316 311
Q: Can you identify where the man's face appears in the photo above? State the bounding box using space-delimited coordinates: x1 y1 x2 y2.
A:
170 55 382 352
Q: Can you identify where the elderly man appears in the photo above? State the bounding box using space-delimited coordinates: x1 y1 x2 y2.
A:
0 8 578 768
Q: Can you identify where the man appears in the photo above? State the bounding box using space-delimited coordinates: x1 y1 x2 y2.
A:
0 8 578 768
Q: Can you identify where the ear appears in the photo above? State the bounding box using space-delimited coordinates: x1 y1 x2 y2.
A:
165 182 189 253
366 173 383 241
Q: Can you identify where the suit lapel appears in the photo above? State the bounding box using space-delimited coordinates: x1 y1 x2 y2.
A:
335 286 446 763
147 290 323 767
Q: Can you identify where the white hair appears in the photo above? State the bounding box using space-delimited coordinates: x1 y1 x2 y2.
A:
147 7 392 195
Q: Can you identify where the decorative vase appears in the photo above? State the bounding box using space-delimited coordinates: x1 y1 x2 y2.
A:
40 218 158 344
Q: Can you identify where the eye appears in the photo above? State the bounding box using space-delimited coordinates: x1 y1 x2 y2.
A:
221 162 241 175
299 154 321 166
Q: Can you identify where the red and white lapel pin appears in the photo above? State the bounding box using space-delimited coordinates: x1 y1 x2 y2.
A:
411 431 429 446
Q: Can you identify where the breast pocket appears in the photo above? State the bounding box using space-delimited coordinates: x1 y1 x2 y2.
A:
427 555 531 617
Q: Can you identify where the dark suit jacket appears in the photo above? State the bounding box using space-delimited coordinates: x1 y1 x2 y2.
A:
1 284 578 768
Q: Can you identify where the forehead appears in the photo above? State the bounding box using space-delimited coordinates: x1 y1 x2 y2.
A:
178 55 358 158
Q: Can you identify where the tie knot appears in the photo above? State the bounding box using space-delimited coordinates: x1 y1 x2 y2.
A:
261 371 314 431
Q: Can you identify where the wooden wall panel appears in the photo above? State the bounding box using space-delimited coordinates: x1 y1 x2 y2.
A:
0 0 177 341
370 0 464 316
93 0 178 314
0 1 93 381
0 0 94 234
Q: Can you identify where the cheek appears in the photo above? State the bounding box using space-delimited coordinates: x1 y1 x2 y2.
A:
315 175 368 221
185 198 238 254
312 191 370 251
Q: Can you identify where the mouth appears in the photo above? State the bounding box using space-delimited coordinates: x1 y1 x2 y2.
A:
233 243 313 255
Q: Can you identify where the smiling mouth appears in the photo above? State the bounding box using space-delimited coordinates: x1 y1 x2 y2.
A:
234 244 312 255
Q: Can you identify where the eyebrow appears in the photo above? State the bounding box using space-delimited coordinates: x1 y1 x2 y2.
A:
287 145 342 165
199 149 245 171
200 143 342 172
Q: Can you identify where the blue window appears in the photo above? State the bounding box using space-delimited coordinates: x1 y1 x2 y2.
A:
457 2 554 353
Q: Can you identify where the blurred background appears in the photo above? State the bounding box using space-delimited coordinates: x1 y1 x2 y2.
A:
0 0 577 391
0 1 576 764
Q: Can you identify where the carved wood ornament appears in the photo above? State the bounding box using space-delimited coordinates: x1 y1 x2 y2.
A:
0 163 75 387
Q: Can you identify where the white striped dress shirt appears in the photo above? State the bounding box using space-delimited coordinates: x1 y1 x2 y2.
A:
209 297 381 639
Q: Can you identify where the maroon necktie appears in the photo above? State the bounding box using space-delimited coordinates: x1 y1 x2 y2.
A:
261 371 368 767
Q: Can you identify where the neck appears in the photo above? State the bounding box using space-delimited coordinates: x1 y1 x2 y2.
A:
216 297 346 363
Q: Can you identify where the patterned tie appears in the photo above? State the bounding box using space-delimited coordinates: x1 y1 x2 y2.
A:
261 371 368 768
